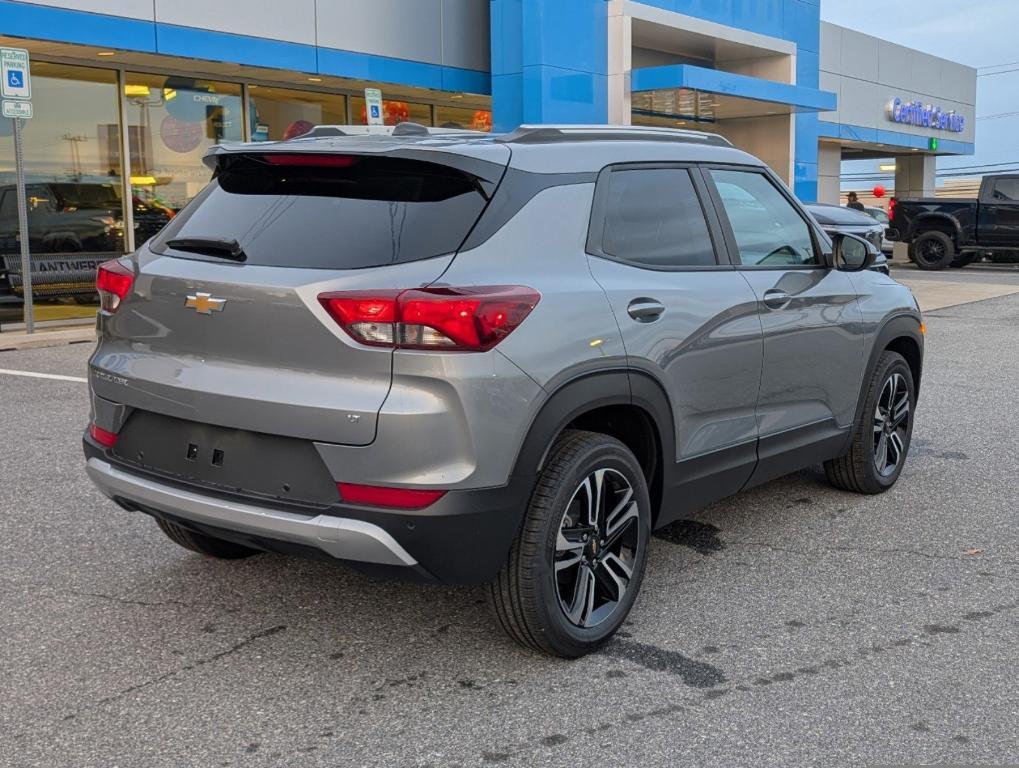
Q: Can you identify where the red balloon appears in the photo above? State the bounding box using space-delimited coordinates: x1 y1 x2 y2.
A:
873 184 886 198
471 110 492 132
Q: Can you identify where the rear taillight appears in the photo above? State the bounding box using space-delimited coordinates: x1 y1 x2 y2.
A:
96 259 134 313
89 423 118 448
337 482 445 510
318 286 540 352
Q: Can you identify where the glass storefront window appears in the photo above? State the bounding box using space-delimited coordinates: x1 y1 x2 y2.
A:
350 96 432 127
435 105 492 132
124 73 242 220
247 86 346 141
0 63 124 327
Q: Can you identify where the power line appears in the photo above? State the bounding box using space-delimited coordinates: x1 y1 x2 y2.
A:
977 59 1019 70
843 159 1019 176
976 110 1019 120
842 162 1019 178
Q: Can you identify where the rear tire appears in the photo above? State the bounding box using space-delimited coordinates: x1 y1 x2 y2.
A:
824 351 915 495
156 518 260 559
488 430 651 658
910 231 955 270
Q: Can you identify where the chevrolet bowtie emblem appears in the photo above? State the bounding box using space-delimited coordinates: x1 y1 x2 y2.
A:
185 292 226 314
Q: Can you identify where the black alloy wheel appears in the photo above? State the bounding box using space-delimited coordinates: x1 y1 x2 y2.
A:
554 467 640 628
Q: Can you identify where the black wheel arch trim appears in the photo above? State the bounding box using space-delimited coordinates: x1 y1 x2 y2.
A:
511 368 676 481
908 213 962 244
851 313 924 431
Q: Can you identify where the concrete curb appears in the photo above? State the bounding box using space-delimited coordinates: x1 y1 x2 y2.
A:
0 327 96 352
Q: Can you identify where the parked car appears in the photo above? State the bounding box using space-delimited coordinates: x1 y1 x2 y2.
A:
863 206 895 255
803 202 890 274
888 173 1019 269
0 181 172 303
83 124 923 657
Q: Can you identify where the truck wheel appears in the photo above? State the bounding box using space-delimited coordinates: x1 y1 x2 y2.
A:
488 430 651 658
824 351 915 495
156 518 260 559
911 231 955 270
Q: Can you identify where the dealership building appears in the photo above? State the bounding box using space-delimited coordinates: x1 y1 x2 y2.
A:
0 0 976 323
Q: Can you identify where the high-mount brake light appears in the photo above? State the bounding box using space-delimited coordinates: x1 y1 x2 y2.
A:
96 259 135 313
261 154 358 167
317 286 540 352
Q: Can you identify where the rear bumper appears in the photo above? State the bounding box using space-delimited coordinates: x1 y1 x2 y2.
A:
84 441 532 584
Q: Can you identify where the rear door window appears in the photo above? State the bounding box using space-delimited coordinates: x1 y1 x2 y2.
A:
151 154 490 269
592 166 718 268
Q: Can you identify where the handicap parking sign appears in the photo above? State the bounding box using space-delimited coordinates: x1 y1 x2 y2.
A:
364 87 384 126
1 47 31 100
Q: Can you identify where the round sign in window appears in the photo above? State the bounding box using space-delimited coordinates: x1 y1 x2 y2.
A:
160 114 204 154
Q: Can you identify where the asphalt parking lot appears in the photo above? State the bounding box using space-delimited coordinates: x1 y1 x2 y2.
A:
2 292 1017 768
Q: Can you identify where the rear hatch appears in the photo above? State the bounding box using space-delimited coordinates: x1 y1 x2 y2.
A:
91 140 509 448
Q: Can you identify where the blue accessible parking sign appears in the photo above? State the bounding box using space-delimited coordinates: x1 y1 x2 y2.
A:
1 47 31 100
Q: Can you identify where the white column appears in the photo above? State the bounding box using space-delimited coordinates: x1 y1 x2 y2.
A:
894 154 936 198
817 142 842 204
607 0 631 125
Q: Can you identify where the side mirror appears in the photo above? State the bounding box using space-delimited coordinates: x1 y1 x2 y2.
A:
832 232 877 272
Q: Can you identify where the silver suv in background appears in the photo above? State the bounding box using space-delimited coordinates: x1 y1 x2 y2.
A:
84 124 924 657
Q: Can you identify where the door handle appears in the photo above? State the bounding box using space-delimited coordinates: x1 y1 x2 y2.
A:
762 289 792 309
627 298 665 323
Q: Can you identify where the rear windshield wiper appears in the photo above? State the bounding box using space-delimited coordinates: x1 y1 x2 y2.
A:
165 237 247 262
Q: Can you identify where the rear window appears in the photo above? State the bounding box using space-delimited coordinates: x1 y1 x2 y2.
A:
50 183 122 210
151 154 488 269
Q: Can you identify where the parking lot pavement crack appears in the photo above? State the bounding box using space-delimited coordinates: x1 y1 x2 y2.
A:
60 589 192 608
64 625 287 720
736 540 998 564
484 599 1019 765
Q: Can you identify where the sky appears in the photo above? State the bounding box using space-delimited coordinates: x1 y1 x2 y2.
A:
819 0 1018 183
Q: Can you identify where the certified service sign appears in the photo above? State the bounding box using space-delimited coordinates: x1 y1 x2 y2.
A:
887 97 965 133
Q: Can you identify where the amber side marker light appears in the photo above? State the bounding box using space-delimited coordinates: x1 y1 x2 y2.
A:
919 322 926 336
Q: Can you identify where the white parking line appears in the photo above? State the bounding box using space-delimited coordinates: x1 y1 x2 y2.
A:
0 368 87 383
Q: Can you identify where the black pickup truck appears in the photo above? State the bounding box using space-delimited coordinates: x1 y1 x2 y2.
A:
888 174 1019 270
0 181 172 303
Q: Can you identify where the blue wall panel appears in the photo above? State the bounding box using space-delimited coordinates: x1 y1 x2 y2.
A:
0 0 157 52
0 0 489 96
491 0 609 130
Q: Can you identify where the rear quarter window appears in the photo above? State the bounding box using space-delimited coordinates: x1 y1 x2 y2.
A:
151 154 488 269
592 166 717 268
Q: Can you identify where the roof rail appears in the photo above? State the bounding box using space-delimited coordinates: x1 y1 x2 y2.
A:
496 124 732 147
290 123 485 140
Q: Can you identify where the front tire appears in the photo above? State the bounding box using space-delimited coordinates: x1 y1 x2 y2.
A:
489 430 651 657
824 351 915 494
156 518 260 559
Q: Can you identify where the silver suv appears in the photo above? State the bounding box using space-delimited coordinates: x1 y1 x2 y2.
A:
84 124 923 657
